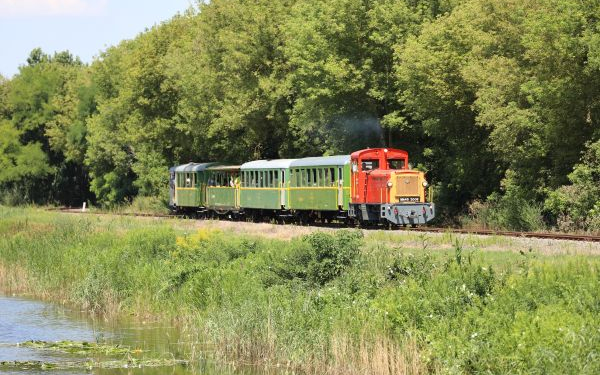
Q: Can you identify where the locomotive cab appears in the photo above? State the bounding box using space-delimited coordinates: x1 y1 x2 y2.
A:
349 148 435 225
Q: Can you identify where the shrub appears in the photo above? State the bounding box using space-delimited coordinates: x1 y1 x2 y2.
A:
545 140 600 233
266 230 364 286
463 193 545 232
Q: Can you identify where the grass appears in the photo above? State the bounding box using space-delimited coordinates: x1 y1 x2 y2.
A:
0 206 599 374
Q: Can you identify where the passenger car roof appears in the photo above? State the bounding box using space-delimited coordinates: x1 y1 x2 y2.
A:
173 162 219 172
241 159 297 170
290 155 350 167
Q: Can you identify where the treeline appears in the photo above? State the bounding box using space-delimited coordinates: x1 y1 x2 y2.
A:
0 0 599 231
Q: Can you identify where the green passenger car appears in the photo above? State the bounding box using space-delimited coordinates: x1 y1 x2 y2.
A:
205 165 241 211
173 162 219 210
240 159 296 210
288 156 351 211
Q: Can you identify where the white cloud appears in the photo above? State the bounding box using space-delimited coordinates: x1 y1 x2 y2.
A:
0 0 107 18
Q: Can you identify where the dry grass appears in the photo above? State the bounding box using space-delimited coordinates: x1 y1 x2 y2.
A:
325 334 426 375
0 262 33 295
0 262 69 303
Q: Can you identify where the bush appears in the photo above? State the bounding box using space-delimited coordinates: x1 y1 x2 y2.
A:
463 195 546 232
544 141 600 233
266 230 364 286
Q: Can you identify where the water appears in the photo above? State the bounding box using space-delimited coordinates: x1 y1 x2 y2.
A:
0 295 251 375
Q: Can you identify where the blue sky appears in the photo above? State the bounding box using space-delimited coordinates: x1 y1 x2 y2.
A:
0 0 196 78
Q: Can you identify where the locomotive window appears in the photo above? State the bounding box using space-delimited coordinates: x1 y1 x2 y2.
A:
338 167 343 185
274 170 279 187
362 160 379 171
269 171 274 188
388 159 405 170
312 169 317 186
330 168 335 185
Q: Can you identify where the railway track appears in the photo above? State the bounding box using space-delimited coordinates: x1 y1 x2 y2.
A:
49 207 600 243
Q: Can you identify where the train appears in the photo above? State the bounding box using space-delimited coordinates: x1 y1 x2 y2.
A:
169 148 435 226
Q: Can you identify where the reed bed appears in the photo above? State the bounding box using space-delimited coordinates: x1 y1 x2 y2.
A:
1 206 599 374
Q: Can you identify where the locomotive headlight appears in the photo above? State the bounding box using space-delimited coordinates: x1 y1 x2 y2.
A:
422 180 429 187
387 181 393 188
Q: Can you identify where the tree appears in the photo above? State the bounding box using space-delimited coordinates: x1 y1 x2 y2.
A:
86 14 193 203
282 0 455 156
396 0 600 215
2 49 91 204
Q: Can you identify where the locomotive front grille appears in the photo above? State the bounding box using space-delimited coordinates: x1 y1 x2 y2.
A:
396 175 419 196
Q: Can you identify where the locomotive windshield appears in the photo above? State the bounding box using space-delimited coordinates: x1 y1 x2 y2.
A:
362 160 379 170
388 159 406 170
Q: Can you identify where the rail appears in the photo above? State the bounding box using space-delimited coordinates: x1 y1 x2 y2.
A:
47 207 600 243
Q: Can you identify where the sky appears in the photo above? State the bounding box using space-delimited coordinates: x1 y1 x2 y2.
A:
0 0 195 78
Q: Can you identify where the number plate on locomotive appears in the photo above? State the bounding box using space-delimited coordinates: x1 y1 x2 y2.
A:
399 197 420 202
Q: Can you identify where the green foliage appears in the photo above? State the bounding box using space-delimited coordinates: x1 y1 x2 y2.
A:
0 120 52 183
0 0 599 230
463 174 546 232
0 48 92 205
2 209 600 372
545 140 600 232
3 209 600 373
266 230 363 286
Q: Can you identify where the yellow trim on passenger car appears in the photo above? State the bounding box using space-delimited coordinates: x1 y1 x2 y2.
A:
289 187 337 190
176 187 198 190
240 187 281 191
288 187 351 190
